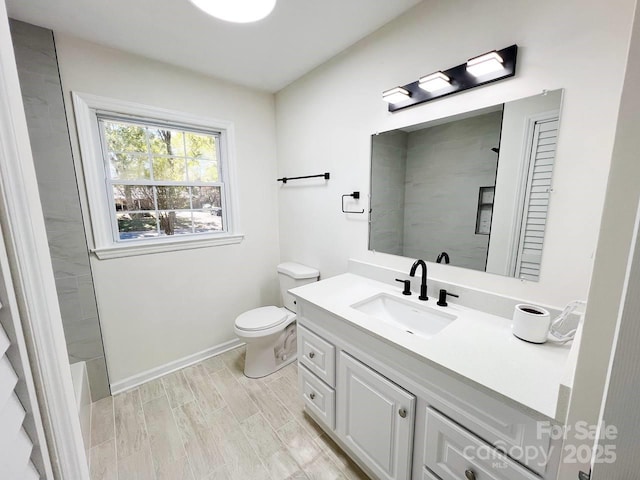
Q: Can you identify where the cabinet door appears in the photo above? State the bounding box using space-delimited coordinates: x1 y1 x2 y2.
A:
337 352 415 480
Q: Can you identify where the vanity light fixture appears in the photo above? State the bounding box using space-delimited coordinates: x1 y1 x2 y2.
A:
466 51 504 77
189 0 277 23
382 87 411 104
383 44 517 112
418 72 451 92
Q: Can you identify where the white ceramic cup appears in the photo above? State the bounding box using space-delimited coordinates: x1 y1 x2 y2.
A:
512 304 551 344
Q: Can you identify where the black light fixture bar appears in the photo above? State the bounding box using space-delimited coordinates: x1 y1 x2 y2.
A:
387 44 518 113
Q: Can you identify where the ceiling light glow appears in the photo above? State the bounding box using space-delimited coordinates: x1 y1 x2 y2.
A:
189 0 277 23
418 72 451 92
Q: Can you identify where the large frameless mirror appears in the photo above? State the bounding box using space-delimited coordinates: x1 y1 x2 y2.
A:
369 89 563 281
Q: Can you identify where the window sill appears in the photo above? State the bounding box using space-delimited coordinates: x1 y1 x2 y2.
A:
92 233 245 259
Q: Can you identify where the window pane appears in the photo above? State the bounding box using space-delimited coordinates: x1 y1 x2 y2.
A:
109 153 151 180
113 185 154 211
193 210 223 233
148 128 185 156
188 160 219 182
156 186 190 210
185 132 216 160
103 121 147 153
158 211 193 236
152 156 187 181
117 212 159 240
191 186 221 210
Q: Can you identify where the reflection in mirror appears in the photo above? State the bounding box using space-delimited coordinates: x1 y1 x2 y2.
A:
369 89 563 281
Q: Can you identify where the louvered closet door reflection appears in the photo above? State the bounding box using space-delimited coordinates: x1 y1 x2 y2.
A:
516 118 559 281
0 308 39 480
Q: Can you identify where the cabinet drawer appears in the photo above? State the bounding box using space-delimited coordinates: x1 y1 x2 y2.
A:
425 408 540 480
422 468 441 480
298 325 335 387
299 364 335 429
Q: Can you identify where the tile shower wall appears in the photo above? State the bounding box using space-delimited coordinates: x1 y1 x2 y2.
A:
403 111 502 270
10 20 109 400
370 131 407 256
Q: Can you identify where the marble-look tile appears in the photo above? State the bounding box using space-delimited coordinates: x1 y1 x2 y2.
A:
205 406 266 478
143 395 185 473
87 356 111 401
182 364 225 415
201 355 225 375
228 458 271 480
139 378 165 404
269 370 323 438
317 434 369 480
210 368 259 422
48 230 92 278
263 447 306 479
88 349 373 480
162 371 194 408
220 346 245 378
117 439 155 480
238 374 292 430
114 389 147 458
91 396 114 447
78 274 100 320
55 276 82 322
206 465 230 479
64 316 104 362
155 455 194 480
241 412 284 459
89 440 117 480
277 420 324 468
9 20 59 75
303 452 347 480
174 401 224 479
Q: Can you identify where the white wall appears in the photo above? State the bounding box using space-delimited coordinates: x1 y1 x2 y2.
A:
55 35 280 385
275 0 635 309
563 1 640 478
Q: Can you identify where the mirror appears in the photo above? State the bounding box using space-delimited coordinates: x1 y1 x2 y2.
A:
369 89 563 280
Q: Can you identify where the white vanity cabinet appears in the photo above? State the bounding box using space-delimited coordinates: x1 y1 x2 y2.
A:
337 352 415 480
295 300 561 480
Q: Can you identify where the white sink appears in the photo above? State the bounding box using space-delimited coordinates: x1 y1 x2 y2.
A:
351 293 456 339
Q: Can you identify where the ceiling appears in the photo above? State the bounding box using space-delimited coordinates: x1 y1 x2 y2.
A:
6 0 423 92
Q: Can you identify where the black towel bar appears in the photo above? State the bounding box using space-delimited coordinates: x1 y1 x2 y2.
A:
277 172 330 183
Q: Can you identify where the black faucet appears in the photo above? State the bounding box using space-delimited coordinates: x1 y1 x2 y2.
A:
409 259 428 301
436 252 450 264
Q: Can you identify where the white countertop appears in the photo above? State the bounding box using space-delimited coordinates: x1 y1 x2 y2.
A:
291 273 578 421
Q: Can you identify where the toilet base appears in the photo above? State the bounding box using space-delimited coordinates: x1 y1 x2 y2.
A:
242 322 298 378
244 350 296 378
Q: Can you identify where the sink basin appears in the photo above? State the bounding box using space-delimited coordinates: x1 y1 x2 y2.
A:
351 293 456 339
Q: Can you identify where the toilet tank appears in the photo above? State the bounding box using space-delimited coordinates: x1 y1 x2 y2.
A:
277 262 320 311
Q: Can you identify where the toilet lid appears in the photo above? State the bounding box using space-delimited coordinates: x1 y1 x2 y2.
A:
235 306 289 331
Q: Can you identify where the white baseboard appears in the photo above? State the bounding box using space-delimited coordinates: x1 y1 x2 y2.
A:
110 338 245 395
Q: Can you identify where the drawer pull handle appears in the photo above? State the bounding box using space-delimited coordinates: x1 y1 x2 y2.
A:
465 469 476 480
309 352 315 359
398 408 407 418
309 392 316 400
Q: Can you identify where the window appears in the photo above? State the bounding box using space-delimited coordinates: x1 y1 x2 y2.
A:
73 93 242 259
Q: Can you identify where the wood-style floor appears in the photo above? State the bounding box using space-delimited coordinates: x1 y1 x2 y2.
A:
89 346 369 480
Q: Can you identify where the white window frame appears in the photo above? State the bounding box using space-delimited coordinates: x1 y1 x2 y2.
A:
72 92 243 259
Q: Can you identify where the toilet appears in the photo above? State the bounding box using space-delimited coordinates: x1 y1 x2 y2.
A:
234 262 319 378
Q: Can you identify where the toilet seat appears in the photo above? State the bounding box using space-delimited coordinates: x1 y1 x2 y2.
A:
235 306 291 332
